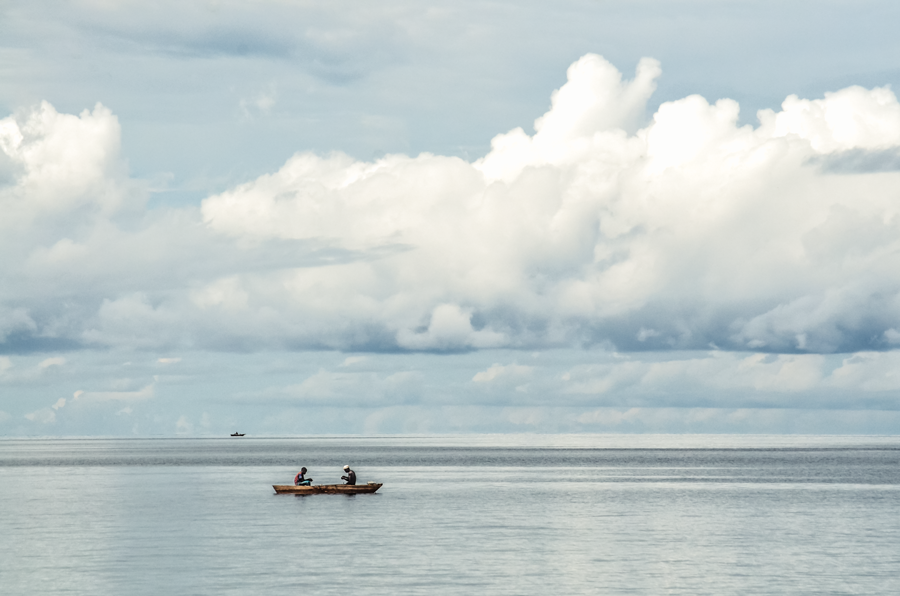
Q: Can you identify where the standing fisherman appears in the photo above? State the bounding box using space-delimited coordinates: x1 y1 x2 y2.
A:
341 465 356 485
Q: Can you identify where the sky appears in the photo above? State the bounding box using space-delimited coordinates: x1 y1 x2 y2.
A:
2 0 900 436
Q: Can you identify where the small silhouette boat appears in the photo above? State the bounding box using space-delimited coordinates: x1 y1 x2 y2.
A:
273 482 382 495
230 432 245 437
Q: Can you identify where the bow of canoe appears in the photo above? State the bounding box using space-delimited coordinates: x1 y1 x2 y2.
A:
273 483 382 495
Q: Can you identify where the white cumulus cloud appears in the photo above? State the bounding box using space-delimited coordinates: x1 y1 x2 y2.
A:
3 54 900 356
0 102 132 219
196 54 900 354
472 363 533 383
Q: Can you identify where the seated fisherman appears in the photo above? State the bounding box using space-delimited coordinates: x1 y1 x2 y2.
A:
341 465 356 485
294 467 312 486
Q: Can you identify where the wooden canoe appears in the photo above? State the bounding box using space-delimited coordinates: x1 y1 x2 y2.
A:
273 482 383 495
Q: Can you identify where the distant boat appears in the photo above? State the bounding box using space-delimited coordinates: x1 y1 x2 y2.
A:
230 432 245 437
273 483 382 495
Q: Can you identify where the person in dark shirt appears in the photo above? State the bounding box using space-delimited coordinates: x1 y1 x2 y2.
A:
341 465 356 485
294 467 312 486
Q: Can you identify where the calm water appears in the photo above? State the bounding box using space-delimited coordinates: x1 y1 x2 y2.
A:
1 435 898 595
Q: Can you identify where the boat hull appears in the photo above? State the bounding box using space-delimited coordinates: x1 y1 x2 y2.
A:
273 483 382 495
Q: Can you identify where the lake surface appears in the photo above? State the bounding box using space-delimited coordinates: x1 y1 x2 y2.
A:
1 435 898 595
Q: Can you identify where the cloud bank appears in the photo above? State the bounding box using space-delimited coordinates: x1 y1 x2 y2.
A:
4 346 900 435
4 55 900 356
